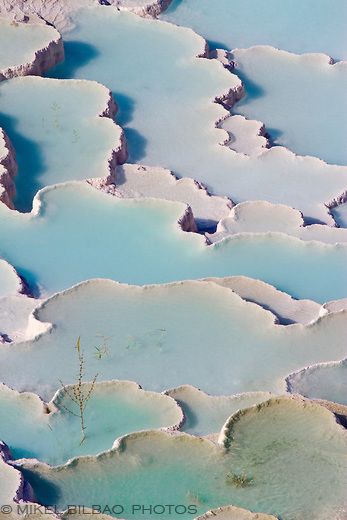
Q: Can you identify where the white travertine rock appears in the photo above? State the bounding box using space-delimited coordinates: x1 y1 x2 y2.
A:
196 506 278 520
62 512 118 520
2 278 347 402
219 115 268 157
207 200 347 245
211 49 268 157
112 163 233 229
286 359 347 406
0 258 36 343
0 441 27 504
111 0 174 17
32 6 347 224
208 201 304 241
62 506 277 520
0 128 17 208
0 17 63 80
217 394 346 448
0 294 43 343
166 385 272 437
0 0 172 31
0 259 25 299
204 276 321 325
313 399 347 421
0 272 322 346
323 298 347 314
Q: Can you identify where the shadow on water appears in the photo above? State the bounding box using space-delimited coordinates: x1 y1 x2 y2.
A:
19 467 61 504
230 66 265 102
16 267 42 299
48 41 101 79
266 127 284 145
49 43 148 161
162 0 184 14
114 92 136 127
0 42 100 213
0 113 45 213
208 39 232 51
230 67 288 152
177 402 200 432
112 93 147 161
124 127 147 162
1 41 146 207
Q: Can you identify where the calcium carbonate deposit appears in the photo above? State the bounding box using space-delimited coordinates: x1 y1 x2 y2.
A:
0 2 346 519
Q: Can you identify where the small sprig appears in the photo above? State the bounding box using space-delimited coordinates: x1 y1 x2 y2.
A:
59 337 98 445
51 102 61 112
226 472 254 488
94 334 112 359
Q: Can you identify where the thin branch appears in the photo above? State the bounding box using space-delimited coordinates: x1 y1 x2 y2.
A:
58 337 99 444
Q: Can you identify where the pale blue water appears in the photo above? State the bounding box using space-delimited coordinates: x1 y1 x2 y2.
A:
231 48 347 165
0 183 346 301
161 0 347 61
0 76 122 212
48 8 347 223
0 5 346 518
1 280 346 401
0 382 181 466
20 399 347 520
161 2 347 165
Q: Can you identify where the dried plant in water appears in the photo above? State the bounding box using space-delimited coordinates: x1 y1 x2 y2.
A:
59 337 98 445
226 472 254 488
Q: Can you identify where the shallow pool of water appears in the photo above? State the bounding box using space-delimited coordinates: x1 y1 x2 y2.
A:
48 7 347 223
20 398 347 520
0 280 346 400
0 183 346 301
161 0 347 60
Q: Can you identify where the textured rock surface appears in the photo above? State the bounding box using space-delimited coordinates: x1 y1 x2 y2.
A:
111 163 232 230
166 385 272 436
196 506 277 520
0 259 25 299
0 128 17 208
207 200 347 245
287 359 347 406
0 0 173 31
323 298 347 314
1 279 347 401
0 294 42 343
204 276 321 325
0 441 26 504
0 18 63 81
219 115 267 157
